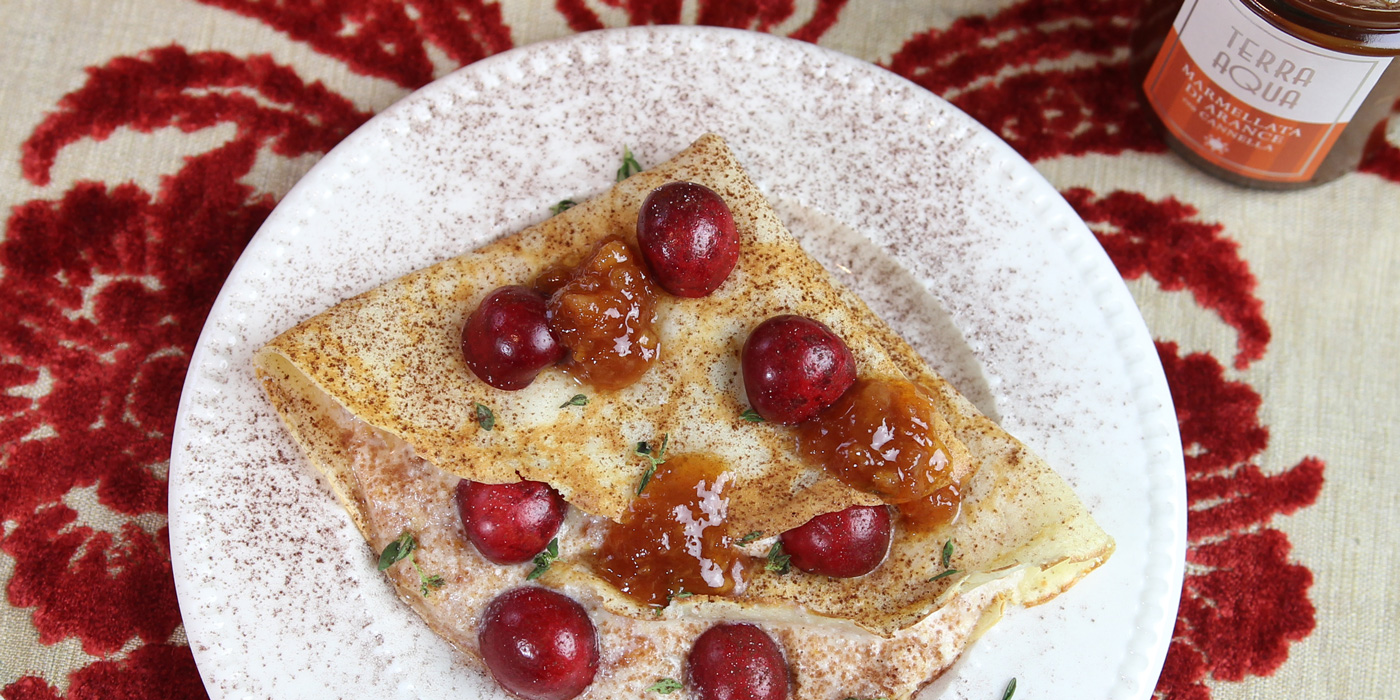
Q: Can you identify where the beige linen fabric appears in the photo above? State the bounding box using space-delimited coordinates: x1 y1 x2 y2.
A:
1046 149 1400 699
0 0 1396 698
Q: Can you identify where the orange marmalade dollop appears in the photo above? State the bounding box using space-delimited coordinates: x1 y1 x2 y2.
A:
797 377 956 504
897 482 962 532
539 237 660 391
590 453 740 607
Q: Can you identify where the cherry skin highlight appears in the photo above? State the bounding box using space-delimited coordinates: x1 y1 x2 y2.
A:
686 623 789 700
780 504 891 578
461 285 563 390
742 315 857 425
637 181 740 297
456 480 567 565
478 587 600 700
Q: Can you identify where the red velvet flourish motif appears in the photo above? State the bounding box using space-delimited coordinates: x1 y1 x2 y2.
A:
1 0 1348 697
553 0 848 40
1153 343 1322 699
2 45 369 699
1065 189 1268 369
190 0 515 89
886 0 1163 162
884 0 1399 182
1068 186 1323 699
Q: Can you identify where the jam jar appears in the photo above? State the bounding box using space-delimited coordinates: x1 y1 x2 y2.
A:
1133 0 1400 189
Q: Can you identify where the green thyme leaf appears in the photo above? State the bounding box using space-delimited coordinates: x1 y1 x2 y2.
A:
646 678 683 694
941 539 954 569
634 434 670 495
380 531 446 596
475 403 496 431
560 394 589 408
928 569 961 582
420 574 446 596
376 542 400 570
378 531 415 570
736 531 764 545
550 199 577 215
410 558 445 597
527 538 560 580
765 541 791 574
636 463 658 496
1001 678 1017 700
741 408 765 423
672 590 693 600
617 145 643 181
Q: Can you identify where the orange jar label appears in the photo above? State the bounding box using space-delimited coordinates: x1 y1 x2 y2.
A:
1143 0 1392 182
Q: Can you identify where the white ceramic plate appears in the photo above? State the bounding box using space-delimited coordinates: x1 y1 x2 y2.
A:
169 26 1185 700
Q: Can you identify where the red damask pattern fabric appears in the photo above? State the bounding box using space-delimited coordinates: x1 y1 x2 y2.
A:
1066 191 1325 699
3 0 1373 696
555 0 847 41
2 45 370 699
887 0 1161 162
191 0 513 88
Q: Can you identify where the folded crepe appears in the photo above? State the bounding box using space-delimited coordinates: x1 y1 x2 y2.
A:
254 134 1112 697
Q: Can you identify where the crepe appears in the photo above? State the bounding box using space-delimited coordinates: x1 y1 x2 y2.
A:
254 134 1113 696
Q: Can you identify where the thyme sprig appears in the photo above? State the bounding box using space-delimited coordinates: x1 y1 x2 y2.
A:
474 402 496 431
928 569 960 582
647 678 682 694
736 531 764 545
765 541 791 574
929 539 960 581
634 433 670 495
377 531 446 596
527 537 560 580
617 146 643 181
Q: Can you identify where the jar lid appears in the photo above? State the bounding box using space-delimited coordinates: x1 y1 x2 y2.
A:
1268 0 1400 50
1281 0 1400 29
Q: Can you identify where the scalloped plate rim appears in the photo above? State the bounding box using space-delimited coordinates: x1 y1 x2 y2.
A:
169 25 1185 700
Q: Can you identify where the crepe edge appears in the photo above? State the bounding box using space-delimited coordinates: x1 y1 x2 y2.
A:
251 132 1112 640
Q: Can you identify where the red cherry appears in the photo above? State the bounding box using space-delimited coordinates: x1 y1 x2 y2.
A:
637 181 740 297
686 623 788 700
741 315 857 425
462 285 563 390
779 504 891 578
478 587 599 700
456 480 567 565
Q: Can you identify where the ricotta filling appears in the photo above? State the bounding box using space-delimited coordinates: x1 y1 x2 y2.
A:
327 401 1022 700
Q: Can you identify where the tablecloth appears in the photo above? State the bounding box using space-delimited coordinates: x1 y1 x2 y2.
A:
0 0 1394 698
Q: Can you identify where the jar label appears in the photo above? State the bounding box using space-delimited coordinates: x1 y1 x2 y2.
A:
1142 0 1392 182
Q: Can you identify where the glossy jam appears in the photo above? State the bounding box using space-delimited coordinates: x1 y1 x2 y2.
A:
540 238 660 390
796 378 955 504
590 454 740 607
896 482 962 533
